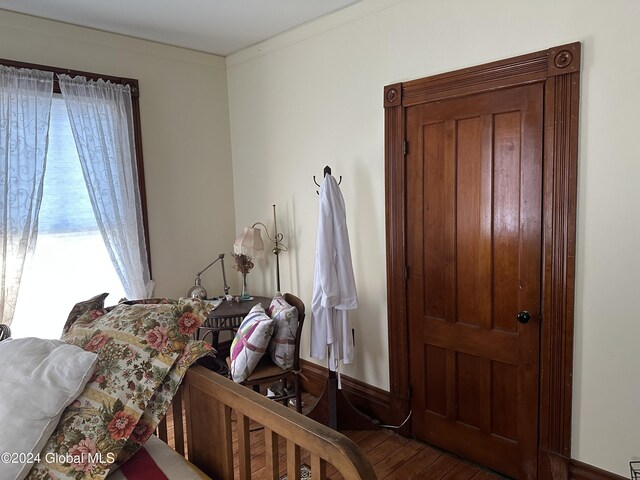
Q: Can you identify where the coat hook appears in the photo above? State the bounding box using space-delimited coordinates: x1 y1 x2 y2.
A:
313 165 342 194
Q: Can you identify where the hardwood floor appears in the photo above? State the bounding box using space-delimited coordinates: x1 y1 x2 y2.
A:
166 392 504 480
328 428 501 480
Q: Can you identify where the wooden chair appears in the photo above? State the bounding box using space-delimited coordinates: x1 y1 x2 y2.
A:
227 293 306 413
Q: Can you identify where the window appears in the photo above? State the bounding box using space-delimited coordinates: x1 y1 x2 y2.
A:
0 58 150 338
11 96 127 339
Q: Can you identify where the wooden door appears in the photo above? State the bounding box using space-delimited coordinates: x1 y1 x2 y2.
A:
406 84 543 480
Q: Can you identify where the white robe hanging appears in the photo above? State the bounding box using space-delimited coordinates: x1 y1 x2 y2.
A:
310 174 358 372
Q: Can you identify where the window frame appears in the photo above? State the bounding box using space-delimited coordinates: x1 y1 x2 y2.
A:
0 57 152 277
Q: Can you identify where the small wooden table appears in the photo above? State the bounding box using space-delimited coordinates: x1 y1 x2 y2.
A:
197 296 271 351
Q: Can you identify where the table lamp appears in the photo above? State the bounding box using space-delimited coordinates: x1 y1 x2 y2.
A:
234 204 287 293
187 253 230 300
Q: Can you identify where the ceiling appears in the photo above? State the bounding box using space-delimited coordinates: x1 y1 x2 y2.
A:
0 0 360 56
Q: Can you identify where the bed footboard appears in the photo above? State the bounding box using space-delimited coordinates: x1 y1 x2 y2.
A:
177 364 375 480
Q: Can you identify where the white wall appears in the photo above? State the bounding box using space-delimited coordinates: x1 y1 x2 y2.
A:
227 0 640 475
0 10 237 299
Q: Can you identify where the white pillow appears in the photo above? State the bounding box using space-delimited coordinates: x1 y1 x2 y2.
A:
267 293 299 370
0 337 98 480
229 304 275 382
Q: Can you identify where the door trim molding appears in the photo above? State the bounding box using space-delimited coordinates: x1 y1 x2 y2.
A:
384 42 581 478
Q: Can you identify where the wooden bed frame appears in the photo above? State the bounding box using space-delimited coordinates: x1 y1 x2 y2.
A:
0 326 374 478
158 364 376 480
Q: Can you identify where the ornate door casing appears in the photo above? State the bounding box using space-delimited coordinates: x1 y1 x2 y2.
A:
384 43 581 480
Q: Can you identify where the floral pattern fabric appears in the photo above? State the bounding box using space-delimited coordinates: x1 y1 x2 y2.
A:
117 298 176 307
60 298 180 342
62 293 109 335
116 339 212 464
28 298 214 480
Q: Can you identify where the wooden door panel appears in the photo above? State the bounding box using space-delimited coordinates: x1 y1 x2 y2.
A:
456 115 492 329
424 344 446 415
421 317 518 364
417 346 523 478
492 360 518 440
425 410 518 474
493 111 522 333
456 352 490 430
408 84 543 480
423 121 448 321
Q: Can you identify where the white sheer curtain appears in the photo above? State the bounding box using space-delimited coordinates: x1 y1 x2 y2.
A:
0 66 53 325
58 75 153 299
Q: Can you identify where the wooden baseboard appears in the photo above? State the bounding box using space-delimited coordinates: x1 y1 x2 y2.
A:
570 459 629 480
300 359 406 428
538 448 629 480
301 361 626 480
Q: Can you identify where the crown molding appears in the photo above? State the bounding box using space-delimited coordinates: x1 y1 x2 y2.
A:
226 0 407 68
0 8 226 69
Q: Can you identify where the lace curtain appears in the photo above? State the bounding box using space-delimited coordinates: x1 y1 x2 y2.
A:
0 67 53 325
59 75 153 299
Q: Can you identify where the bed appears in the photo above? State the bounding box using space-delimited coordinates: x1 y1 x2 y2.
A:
0 296 375 480
156 364 375 479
